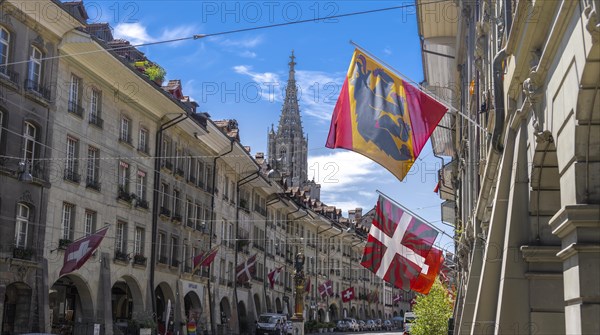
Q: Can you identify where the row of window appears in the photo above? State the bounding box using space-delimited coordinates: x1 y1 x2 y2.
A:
0 26 47 96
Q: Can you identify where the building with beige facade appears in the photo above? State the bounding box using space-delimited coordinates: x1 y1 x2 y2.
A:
0 1 410 334
418 0 600 334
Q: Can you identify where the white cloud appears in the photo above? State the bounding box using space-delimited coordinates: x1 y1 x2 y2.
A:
217 35 264 48
232 66 344 121
113 22 154 45
308 151 384 214
233 65 281 101
113 22 198 47
383 47 393 56
210 35 264 58
296 70 344 122
239 51 257 58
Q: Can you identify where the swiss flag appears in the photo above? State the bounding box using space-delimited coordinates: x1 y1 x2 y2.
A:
318 280 333 298
341 287 355 302
411 247 444 294
361 194 438 291
60 226 109 276
267 266 283 289
393 293 402 304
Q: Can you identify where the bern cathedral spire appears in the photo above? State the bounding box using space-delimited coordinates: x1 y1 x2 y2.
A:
267 51 309 190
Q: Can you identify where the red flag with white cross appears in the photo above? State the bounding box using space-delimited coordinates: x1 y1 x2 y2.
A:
341 287 355 302
60 226 109 276
318 280 334 298
361 194 439 291
236 254 257 284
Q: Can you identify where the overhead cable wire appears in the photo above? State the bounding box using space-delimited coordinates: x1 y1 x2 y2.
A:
3 0 449 67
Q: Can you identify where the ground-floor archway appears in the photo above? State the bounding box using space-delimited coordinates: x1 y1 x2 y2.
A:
378 310 383 319
219 297 231 325
49 275 94 334
359 306 364 320
266 295 272 313
253 294 262 315
2 282 32 334
156 282 175 334
371 309 375 318
350 306 356 318
184 291 202 322
275 297 282 314
238 301 248 333
317 308 325 322
329 303 338 321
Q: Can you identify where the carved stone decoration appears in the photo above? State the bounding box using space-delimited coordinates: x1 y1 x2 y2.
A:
15 265 28 282
523 67 544 132
584 5 600 44
17 190 34 206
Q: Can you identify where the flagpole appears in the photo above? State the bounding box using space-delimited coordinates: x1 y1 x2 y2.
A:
348 40 488 134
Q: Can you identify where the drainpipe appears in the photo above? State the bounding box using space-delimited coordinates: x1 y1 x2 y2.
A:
233 170 260 331
208 139 234 335
151 114 188 325
265 195 283 314
315 225 334 318
492 49 507 153
283 207 300 313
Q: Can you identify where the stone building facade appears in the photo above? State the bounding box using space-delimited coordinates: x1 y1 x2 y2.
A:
0 1 81 333
0 2 408 334
418 0 600 334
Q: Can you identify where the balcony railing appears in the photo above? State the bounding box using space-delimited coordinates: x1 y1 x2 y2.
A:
24 79 51 100
0 67 19 84
136 199 149 209
114 250 128 262
117 187 132 202
64 168 81 183
171 214 182 223
86 177 101 191
170 259 180 267
162 160 173 171
175 168 185 178
158 256 168 264
133 254 147 266
12 246 34 260
68 100 84 117
119 135 132 145
89 114 104 128
159 207 171 217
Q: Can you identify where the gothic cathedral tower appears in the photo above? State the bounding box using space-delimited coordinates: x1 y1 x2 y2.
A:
267 51 308 188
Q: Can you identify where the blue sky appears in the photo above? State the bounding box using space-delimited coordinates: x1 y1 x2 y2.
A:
86 1 454 250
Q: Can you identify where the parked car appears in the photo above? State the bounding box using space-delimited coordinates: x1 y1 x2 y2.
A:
392 316 404 330
357 320 366 331
255 313 288 335
404 312 416 334
342 318 360 332
383 319 394 330
286 320 293 335
336 320 349 332
365 319 376 330
375 318 383 330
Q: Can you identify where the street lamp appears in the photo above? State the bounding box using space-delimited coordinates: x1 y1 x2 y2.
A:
18 161 33 183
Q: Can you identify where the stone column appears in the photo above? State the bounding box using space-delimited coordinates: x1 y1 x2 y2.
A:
550 205 600 335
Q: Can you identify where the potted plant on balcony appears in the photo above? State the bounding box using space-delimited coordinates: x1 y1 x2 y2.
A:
145 64 166 86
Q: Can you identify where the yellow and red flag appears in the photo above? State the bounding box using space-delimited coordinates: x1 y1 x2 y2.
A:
326 49 448 181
